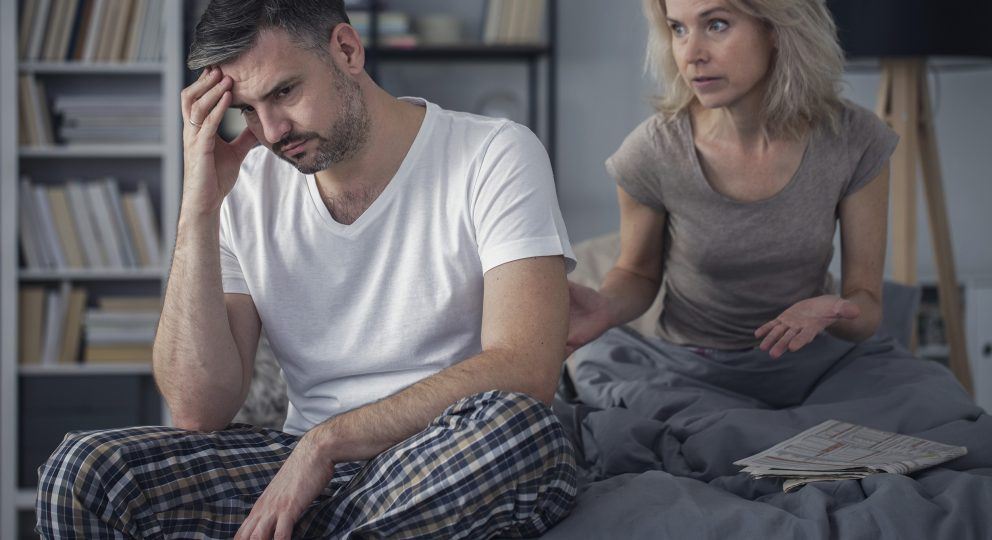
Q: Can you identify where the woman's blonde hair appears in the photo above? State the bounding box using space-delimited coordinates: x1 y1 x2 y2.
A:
643 0 845 139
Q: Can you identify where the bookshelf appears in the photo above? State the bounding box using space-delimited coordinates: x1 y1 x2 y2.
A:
0 0 183 537
360 0 559 170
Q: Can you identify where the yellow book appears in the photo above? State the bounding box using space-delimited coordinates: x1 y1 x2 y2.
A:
59 288 87 363
47 186 86 268
84 344 153 363
18 287 46 364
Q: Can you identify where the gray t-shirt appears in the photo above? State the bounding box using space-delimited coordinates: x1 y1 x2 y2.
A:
605 101 899 349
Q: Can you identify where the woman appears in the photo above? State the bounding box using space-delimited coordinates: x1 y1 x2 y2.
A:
568 0 898 360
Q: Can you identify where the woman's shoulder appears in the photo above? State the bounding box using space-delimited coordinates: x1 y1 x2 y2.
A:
828 99 897 145
610 110 694 168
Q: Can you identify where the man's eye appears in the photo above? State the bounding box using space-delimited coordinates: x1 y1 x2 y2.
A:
241 106 255 116
277 86 293 98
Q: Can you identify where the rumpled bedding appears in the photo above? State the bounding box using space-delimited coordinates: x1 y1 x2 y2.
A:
538 327 992 539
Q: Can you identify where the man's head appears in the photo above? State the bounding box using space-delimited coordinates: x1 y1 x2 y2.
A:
188 0 350 70
187 0 371 174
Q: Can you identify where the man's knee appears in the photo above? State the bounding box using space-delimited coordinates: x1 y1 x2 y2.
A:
447 390 576 476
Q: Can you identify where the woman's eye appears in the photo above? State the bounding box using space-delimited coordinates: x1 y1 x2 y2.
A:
670 23 686 37
709 19 729 32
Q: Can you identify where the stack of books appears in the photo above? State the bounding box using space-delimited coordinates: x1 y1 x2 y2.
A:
349 11 418 48
18 0 165 63
482 0 547 45
19 178 162 271
53 94 161 144
83 296 160 363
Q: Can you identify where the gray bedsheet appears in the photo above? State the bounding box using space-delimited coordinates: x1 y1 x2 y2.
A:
538 327 992 539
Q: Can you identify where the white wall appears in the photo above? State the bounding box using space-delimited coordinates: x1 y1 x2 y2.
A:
556 2 992 283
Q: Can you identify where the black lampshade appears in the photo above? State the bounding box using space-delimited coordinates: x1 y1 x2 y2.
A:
827 0 992 59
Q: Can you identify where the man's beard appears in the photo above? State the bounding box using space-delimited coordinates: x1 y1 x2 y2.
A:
274 65 371 174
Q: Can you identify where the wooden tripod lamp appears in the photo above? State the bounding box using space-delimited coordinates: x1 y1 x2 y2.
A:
828 1 992 394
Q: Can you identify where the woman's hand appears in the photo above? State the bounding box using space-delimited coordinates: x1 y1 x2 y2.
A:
566 281 616 356
181 66 259 218
755 295 861 359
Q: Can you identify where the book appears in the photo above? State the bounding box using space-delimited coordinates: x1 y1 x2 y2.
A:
735 420 969 492
69 0 96 61
123 0 148 61
55 0 82 61
17 77 39 146
95 0 118 61
84 181 124 267
65 180 105 267
40 283 70 365
31 78 56 145
41 0 68 61
18 287 46 364
46 186 86 268
33 183 67 268
84 344 153 363
58 288 87 363
26 0 53 61
18 178 45 269
108 0 133 61
19 0 41 60
98 295 161 311
103 179 138 267
132 182 161 266
122 194 149 266
482 0 503 44
82 0 106 62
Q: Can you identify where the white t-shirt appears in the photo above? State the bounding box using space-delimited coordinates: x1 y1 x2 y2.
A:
219 98 575 435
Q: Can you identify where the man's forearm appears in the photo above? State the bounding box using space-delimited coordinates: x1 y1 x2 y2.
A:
154 211 247 430
306 347 562 464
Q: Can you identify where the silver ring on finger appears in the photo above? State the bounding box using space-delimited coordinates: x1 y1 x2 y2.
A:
188 118 202 128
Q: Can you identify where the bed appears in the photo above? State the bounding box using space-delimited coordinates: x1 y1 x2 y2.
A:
534 233 992 539
235 233 992 539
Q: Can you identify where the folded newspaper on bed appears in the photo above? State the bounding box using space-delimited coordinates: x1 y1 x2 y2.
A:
734 419 967 492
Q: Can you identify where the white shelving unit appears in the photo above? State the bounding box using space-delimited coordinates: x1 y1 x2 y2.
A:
0 1 183 537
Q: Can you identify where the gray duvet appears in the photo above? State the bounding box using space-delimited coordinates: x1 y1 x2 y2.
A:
538 327 992 539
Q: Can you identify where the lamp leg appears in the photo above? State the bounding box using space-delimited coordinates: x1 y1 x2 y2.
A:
881 59 922 287
916 68 974 394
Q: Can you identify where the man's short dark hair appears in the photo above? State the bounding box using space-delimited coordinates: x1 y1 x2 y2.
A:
187 0 350 70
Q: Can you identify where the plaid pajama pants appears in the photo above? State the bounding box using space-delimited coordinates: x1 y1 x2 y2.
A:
36 390 577 539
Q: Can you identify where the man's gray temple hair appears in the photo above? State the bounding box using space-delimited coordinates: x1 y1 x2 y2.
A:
187 0 350 70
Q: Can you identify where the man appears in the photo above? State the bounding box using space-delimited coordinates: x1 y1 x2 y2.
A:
36 1 577 538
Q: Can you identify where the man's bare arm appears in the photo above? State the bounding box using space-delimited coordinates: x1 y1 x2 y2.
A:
304 255 569 462
154 67 261 431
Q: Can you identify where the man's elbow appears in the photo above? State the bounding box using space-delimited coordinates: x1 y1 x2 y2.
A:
171 413 230 433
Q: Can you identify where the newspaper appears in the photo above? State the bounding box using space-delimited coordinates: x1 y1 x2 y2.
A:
734 420 967 492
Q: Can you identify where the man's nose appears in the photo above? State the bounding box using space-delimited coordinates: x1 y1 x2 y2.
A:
259 111 291 145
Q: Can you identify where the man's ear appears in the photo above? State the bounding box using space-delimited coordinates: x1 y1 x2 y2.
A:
329 23 365 76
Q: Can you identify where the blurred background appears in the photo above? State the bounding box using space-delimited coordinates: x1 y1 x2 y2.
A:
2 1 990 537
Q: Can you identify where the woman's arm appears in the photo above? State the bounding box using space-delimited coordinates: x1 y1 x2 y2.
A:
831 162 890 342
567 187 666 352
602 187 668 324
756 164 890 357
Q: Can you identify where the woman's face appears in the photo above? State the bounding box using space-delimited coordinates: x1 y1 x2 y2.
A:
664 0 775 112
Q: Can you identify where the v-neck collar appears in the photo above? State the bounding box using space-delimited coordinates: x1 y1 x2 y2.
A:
682 112 816 206
304 97 435 237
